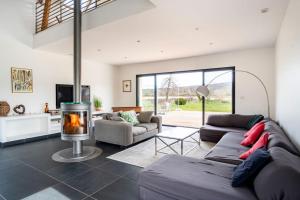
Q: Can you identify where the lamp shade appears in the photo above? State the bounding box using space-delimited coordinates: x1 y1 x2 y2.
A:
196 86 209 97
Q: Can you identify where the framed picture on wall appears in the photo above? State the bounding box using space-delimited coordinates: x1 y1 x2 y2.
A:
122 80 132 92
11 67 33 93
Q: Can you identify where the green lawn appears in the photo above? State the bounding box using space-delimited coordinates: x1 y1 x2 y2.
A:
141 99 232 113
170 100 231 112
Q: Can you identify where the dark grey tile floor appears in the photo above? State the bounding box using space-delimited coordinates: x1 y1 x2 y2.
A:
0 137 143 200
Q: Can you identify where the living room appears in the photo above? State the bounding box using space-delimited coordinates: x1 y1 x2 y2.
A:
0 0 299 199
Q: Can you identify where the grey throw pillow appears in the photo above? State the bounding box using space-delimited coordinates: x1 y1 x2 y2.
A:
110 116 126 122
137 111 154 123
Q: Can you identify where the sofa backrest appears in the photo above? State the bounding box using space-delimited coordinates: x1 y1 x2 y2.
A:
265 120 300 156
206 114 256 129
253 147 300 200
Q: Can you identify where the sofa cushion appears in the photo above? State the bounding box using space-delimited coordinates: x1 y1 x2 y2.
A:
214 132 245 148
102 112 119 120
254 147 300 200
206 114 256 129
246 115 264 130
265 121 300 155
135 123 157 132
244 121 264 137
139 155 257 200
137 111 154 123
240 123 265 146
110 116 126 122
200 125 246 143
120 111 139 125
132 126 147 136
240 133 269 159
205 132 249 165
232 148 271 187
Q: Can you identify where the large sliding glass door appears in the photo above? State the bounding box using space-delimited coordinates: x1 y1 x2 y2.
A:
204 70 234 123
137 75 155 112
156 72 204 127
137 67 234 128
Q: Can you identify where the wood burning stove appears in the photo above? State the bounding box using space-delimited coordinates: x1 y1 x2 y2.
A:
61 103 90 140
52 0 102 162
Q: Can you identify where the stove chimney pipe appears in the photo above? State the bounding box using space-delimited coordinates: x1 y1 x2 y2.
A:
73 0 82 155
74 0 81 103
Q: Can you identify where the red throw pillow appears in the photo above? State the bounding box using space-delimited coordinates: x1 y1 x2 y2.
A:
241 123 265 146
240 133 269 159
244 121 264 137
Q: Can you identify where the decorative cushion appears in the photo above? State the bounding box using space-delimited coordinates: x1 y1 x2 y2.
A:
232 148 271 187
244 121 264 137
110 116 126 122
137 111 154 123
240 133 269 159
246 115 264 130
103 112 120 120
254 147 300 200
120 111 139 125
241 123 265 146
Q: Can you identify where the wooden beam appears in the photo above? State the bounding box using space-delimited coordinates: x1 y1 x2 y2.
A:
41 0 52 31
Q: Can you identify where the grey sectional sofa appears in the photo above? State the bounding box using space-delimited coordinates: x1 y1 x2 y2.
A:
94 113 162 146
138 115 300 200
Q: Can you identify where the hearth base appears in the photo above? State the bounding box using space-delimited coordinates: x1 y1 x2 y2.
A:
52 146 102 163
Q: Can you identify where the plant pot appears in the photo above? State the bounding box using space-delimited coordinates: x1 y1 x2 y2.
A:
95 108 101 111
0 101 10 116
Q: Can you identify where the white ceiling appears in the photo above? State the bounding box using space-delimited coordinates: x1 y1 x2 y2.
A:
37 0 289 65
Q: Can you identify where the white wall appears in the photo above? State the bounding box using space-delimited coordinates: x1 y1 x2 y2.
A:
275 0 300 150
0 0 115 114
115 48 275 118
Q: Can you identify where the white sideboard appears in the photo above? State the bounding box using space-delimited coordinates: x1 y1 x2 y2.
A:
0 111 106 145
0 114 51 143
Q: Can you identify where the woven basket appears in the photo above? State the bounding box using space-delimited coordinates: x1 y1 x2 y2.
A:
0 101 10 116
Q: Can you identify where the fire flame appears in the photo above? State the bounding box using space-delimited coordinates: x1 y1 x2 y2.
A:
63 113 86 134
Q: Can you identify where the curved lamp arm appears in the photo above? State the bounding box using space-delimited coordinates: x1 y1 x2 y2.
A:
197 69 270 118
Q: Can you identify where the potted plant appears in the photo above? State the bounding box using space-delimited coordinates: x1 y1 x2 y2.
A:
93 96 102 111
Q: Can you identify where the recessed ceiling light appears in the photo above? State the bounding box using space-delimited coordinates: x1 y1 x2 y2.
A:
261 8 269 14
124 56 128 59
209 42 214 46
195 27 199 31
160 50 164 53
97 49 101 52
136 40 141 43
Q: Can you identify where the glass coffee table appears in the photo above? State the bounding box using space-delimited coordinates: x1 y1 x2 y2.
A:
155 127 200 156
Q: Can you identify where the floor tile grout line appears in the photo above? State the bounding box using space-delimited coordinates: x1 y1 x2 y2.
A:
19 159 127 199
18 160 91 198
87 168 137 198
0 193 7 200
87 176 123 198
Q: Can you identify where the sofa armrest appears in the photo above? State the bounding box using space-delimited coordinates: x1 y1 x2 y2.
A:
151 115 162 133
94 120 133 146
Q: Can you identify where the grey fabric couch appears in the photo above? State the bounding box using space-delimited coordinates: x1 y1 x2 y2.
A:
138 116 300 200
94 113 162 146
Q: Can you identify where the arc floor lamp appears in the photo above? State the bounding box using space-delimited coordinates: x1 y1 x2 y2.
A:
196 70 270 118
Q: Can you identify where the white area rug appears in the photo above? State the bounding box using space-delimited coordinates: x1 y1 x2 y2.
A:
108 137 215 168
